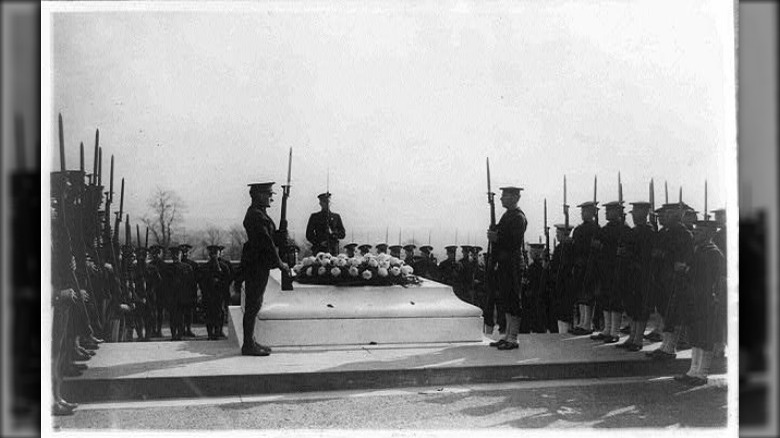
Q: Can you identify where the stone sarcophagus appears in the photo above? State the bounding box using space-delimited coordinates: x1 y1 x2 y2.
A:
228 271 483 347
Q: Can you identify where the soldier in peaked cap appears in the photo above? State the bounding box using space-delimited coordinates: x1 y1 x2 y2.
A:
306 192 346 255
616 202 656 351
590 201 632 344
167 245 194 341
438 245 460 289
456 245 475 304
570 201 601 335
389 244 403 259
198 245 232 340
358 244 372 256
550 223 575 333
486 186 528 350
711 208 727 258
344 243 358 258
147 245 166 337
240 182 290 356
674 220 726 386
416 245 439 280
523 243 550 334
178 244 199 338
375 243 389 254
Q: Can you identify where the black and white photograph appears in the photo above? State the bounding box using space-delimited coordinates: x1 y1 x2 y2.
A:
40 1 741 435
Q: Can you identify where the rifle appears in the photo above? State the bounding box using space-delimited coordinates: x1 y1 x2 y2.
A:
484 158 497 292
563 175 570 231
593 175 599 226
543 198 550 260
277 147 294 290
649 179 658 231
704 180 710 220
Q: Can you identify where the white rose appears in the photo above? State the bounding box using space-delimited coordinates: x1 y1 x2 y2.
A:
362 270 373 280
320 258 331 267
293 264 303 273
389 257 401 266
401 265 414 275
379 261 390 270
318 266 328 276
377 267 389 277
302 258 313 267
337 253 348 259
338 258 349 268
348 266 360 277
368 259 379 268
390 266 401 276
306 267 314 277
331 267 341 277
377 253 389 262
316 252 326 259
350 257 362 267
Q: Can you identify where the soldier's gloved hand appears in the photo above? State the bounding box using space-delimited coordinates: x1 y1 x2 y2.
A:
119 303 132 313
278 262 290 274
486 230 498 243
80 289 89 301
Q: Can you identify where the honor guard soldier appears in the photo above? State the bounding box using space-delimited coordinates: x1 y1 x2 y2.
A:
132 245 152 341
147 245 166 338
240 182 291 356
681 204 698 230
456 245 474 304
167 245 195 341
306 192 346 255
198 245 232 340
215 245 234 338
387 244 401 259
344 243 358 258
674 220 726 386
487 186 528 351
437 245 460 289
571 201 601 335
524 243 549 333
591 201 631 343
416 245 439 280
646 203 694 360
179 244 199 338
375 243 389 255
711 208 727 257
616 202 656 351
550 224 575 333
358 244 372 256
403 244 416 262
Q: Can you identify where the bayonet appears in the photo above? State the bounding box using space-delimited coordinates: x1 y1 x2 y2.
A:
704 180 709 220
563 175 569 230
665 181 669 204
80 142 85 172
618 171 623 204
58 113 66 171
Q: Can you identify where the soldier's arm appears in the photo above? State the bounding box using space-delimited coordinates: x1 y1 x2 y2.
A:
258 221 286 269
305 214 317 244
333 214 346 239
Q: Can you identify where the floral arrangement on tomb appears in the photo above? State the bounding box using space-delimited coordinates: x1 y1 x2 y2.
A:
292 252 421 287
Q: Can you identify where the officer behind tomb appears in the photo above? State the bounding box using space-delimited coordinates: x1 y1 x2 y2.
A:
403 244 417 269
389 244 403 259
437 245 460 288
240 182 290 356
198 245 231 340
306 192 346 255
487 186 528 351
344 243 358 258
416 245 438 280
375 243 389 255
167 245 194 341
358 244 372 256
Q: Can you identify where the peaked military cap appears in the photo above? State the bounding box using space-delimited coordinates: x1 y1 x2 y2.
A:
499 186 524 195
460 245 472 251
577 201 600 209
149 244 163 252
120 244 135 255
403 244 416 251
317 192 332 200
444 245 458 251
169 245 182 254
358 244 373 251
389 244 403 251
472 246 483 253
419 245 433 252
629 202 652 212
554 223 575 230
375 243 389 251
344 243 358 249
206 245 225 251
603 201 624 209
248 182 276 194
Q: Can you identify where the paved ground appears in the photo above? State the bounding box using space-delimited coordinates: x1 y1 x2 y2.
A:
54 374 728 430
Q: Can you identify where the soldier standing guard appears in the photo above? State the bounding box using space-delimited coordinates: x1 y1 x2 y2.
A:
389 244 403 259
571 201 601 335
147 245 166 337
437 245 460 288
524 243 549 333
457 245 474 304
240 182 290 356
216 246 234 339
403 244 417 270
550 224 575 333
198 245 231 340
375 243 389 255
591 201 631 344
487 186 528 351
674 220 726 386
416 245 439 280
616 202 656 351
167 245 193 341
344 243 358 258
306 193 346 255
358 244 372 256
179 244 199 337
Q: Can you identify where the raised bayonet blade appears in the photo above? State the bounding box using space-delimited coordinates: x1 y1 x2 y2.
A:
618 172 623 203
93 130 100 179
486 157 492 195
58 113 66 171
679 186 683 204
705 180 709 219
650 179 655 210
80 142 85 172
563 175 567 206
665 181 669 204
119 178 125 219
145 227 149 248
110 156 115 201
286 147 293 186
137 224 142 247
593 175 598 202
428 229 431 245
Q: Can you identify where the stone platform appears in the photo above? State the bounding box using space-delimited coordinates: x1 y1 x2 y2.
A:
61 331 726 404
232 271 484 347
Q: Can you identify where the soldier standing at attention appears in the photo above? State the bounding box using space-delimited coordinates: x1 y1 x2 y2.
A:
416 245 438 280
487 186 528 351
198 245 231 340
306 193 346 255
524 243 549 333
616 202 656 351
591 201 631 344
358 244 372 256
550 224 575 333
375 243 389 255
147 245 166 338
403 244 417 269
167 245 193 341
216 245 234 339
437 245 460 289
179 244 199 337
344 243 358 258
674 219 726 386
240 182 290 356
457 245 475 304
389 244 403 259
571 201 601 335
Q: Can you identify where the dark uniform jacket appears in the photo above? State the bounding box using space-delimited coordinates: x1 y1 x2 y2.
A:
197 258 232 304
241 205 282 274
437 258 459 287
181 257 200 306
596 220 632 293
168 260 196 305
493 207 528 299
619 223 655 317
550 240 575 321
687 241 726 350
305 210 346 255
148 258 166 307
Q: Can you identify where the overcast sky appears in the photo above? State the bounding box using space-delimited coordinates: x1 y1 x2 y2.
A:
45 1 736 256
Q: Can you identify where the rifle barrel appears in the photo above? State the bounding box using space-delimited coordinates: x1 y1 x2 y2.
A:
58 113 66 171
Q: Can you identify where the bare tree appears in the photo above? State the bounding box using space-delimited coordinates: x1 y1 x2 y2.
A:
142 187 186 249
226 224 247 261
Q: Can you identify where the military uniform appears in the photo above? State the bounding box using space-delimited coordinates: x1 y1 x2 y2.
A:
523 244 549 333
389 245 403 259
358 244 372 256
550 224 575 332
456 245 475 304
305 193 346 255
240 182 287 356
167 246 195 341
147 246 166 337
571 201 601 335
179 244 199 337
198 245 232 340
437 246 460 289
415 245 439 280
